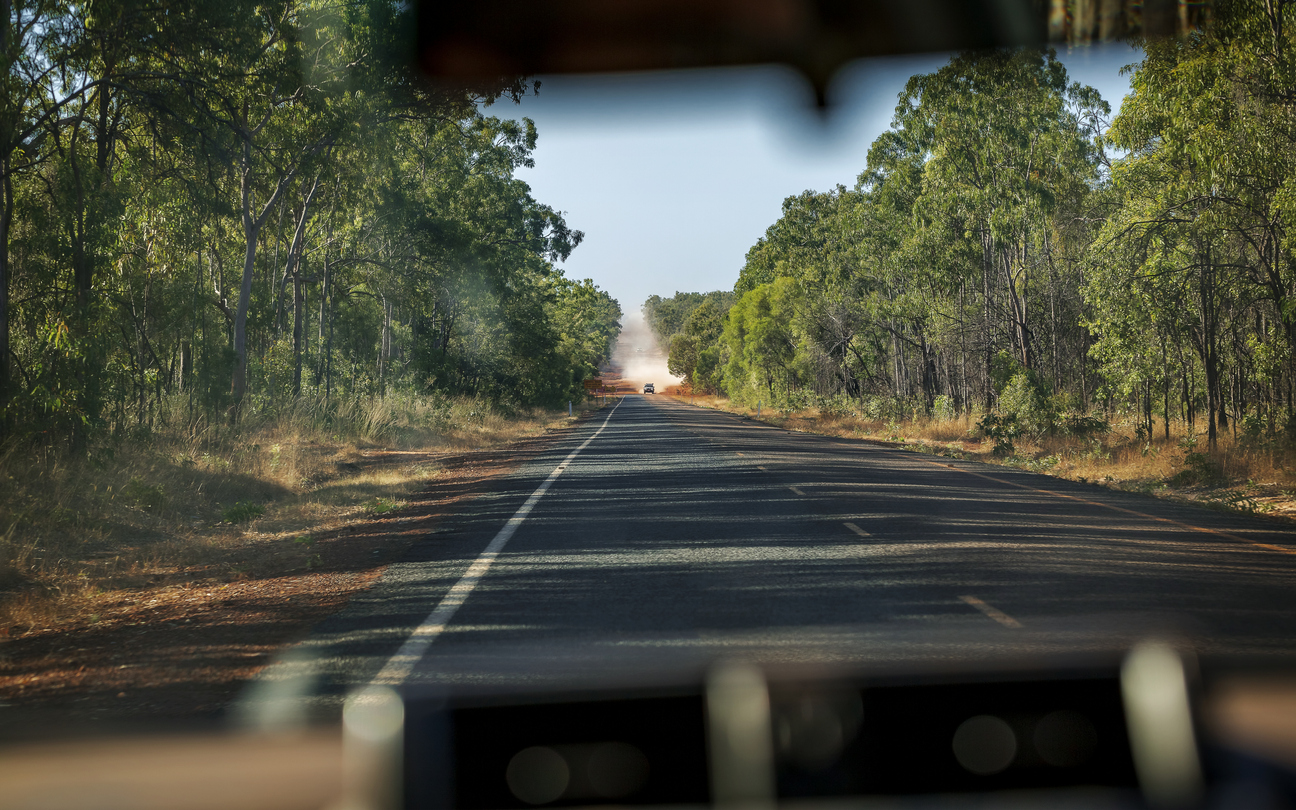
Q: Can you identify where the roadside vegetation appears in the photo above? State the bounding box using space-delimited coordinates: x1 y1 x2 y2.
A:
0 0 625 638
648 3 1296 519
0 395 603 637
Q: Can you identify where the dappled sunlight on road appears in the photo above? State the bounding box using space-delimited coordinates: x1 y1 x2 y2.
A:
245 393 1296 712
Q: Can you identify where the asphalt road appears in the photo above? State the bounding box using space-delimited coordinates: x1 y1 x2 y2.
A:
238 395 1296 722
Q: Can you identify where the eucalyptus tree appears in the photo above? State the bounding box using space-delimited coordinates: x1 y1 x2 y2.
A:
734 189 873 397
722 50 1107 414
1084 161 1206 442
889 49 1107 380
6 0 228 437
722 277 802 403
643 290 734 346
551 278 621 366
1099 0 1296 439
0 0 622 444
0 0 85 429
666 298 727 391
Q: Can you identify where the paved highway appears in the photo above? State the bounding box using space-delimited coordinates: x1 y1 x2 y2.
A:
240 395 1296 720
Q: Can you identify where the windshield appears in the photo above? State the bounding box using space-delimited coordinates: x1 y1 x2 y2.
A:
3 2 1296 808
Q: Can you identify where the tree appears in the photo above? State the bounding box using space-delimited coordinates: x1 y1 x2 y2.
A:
722 278 801 404
889 49 1106 380
0 0 619 445
667 298 727 391
1096 1 1296 444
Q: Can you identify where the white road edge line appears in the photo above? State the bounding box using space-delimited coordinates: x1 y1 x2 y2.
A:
843 521 870 538
367 397 624 687
958 594 1023 628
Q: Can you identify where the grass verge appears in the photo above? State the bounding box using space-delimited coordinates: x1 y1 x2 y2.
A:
0 393 603 638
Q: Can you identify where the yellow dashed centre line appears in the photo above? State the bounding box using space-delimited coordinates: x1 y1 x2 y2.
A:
757 465 768 472
959 595 1022 628
789 486 806 497
843 522 871 538
909 457 1296 557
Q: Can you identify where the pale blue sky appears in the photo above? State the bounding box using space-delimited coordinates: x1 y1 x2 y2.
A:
488 44 1141 319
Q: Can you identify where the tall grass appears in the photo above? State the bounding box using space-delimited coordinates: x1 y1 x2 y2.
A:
0 391 586 634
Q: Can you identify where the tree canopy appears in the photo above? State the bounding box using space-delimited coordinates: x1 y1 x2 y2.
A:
674 6 1296 451
1 0 621 446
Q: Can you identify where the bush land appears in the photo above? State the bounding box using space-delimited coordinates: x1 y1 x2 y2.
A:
0 393 599 637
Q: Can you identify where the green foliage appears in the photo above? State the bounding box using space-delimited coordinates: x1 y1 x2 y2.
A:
221 502 266 524
120 478 166 512
663 296 731 391
975 413 1020 457
643 291 736 346
362 497 398 515
1059 413 1110 439
0 0 618 448
721 278 802 405
658 48 1111 425
1173 452 1226 487
998 372 1055 439
657 13 1296 446
1170 436 1225 487
931 395 956 422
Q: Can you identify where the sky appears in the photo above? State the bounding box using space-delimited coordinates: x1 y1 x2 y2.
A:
487 43 1142 323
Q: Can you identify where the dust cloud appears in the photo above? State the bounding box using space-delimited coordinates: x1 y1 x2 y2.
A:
609 312 681 389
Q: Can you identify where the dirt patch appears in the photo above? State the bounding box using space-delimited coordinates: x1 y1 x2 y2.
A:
0 424 584 737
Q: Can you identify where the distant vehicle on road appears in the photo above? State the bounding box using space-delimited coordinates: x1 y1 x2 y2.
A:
643 383 654 394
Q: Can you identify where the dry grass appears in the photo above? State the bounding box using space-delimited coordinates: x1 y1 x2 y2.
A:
0 393 599 636
670 393 1296 521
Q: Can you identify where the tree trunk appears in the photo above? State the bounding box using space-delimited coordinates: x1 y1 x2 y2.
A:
317 235 330 390
280 176 319 398
379 297 392 383
231 218 257 408
982 226 995 407
292 266 304 396
1201 245 1220 450
231 120 299 413
0 163 11 434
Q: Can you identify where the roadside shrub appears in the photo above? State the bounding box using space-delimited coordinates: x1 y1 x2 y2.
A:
222 501 265 523
781 389 816 412
1170 436 1226 486
858 395 910 421
1174 451 1226 486
1060 413 1110 439
976 412 1020 456
120 477 166 512
818 393 857 418
999 372 1055 438
931 394 956 422
1240 413 1269 450
362 497 398 515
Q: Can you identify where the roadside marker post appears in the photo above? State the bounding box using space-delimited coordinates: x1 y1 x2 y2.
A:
568 401 572 417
